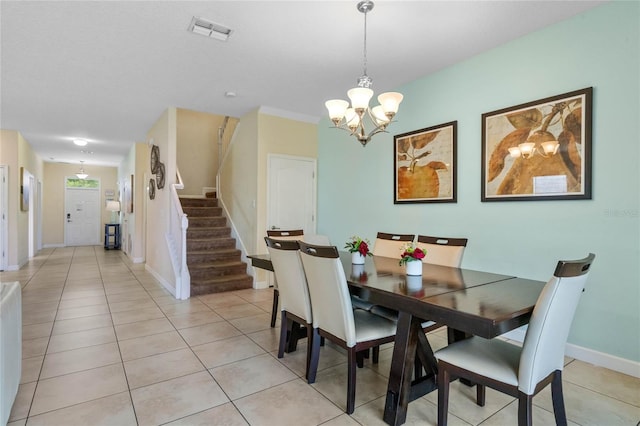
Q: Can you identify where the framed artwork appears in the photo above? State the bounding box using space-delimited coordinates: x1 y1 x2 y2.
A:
20 167 29 211
150 144 160 173
394 121 457 204
482 87 592 201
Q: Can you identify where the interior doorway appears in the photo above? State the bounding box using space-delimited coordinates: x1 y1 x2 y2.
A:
267 154 317 234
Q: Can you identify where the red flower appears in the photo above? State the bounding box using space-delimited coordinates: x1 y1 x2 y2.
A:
358 241 369 256
413 248 425 260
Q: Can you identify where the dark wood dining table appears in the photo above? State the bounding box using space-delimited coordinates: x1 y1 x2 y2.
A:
247 251 545 426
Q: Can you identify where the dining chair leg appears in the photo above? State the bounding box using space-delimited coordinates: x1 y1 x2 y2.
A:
270 289 279 328
437 364 450 426
277 311 288 358
304 324 313 381
347 348 357 414
476 384 486 406
356 350 365 368
551 370 568 426
307 328 321 384
517 392 534 426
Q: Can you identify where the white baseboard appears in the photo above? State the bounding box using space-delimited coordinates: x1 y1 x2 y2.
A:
42 243 65 248
501 325 639 378
565 343 640 378
131 257 144 264
144 263 176 298
254 280 269 289
5 264 20 271
202 187 216 196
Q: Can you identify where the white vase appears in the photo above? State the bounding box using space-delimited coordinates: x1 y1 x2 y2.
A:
405 260 422 276
406 275 423 291
352 252 365 264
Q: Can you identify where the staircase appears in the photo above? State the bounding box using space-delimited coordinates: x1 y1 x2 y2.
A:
180 197 253 295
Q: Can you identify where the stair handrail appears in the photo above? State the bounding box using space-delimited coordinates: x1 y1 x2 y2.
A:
168 168 190 299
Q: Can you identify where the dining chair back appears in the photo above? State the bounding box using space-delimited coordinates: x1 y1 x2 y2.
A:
416 235 468 268
265 229 304 327
435 253 595 426
373 232 415 259
298 241 397 414
265 237 314 375
266 229 304 240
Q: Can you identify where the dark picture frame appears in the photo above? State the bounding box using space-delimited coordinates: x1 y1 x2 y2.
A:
481 87 592 201
20 167 29 211
394 121 457 204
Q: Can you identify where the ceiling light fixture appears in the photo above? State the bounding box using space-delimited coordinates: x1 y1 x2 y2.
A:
73 138 87 146
188 16 232 41
325 1 403 147
76 161 88 179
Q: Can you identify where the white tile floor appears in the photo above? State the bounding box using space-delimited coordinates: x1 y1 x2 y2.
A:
2 247 639 425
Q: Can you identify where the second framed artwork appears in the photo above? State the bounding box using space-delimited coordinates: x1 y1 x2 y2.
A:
482 87 592 201
394 121 457 204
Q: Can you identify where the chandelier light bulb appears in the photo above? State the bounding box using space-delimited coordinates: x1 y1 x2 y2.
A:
325 100 349 124
371 105 390 125
378 92 403 115
347 87 374 111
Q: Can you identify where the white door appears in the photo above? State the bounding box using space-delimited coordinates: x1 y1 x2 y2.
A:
65 186 100 246
267 155 316 233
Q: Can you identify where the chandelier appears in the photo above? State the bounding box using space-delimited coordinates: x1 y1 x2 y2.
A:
325 1 403 147
76 161 88 179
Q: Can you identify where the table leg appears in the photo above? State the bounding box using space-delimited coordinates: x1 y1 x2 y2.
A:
383 312 421 426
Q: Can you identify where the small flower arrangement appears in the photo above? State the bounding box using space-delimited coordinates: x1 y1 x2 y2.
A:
399 243 426 266
344 236 372 257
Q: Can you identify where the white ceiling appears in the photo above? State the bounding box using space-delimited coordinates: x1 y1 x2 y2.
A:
1 0 604 167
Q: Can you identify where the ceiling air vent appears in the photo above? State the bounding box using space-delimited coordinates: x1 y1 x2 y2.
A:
188 16 232 41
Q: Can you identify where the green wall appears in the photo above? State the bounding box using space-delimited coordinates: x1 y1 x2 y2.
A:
317 2 639 362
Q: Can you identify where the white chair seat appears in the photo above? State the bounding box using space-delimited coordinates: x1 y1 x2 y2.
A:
435 337 520 387
353 309 396 344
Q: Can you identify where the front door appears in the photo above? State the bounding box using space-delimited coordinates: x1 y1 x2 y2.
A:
65 180 100 246
267 154 316 233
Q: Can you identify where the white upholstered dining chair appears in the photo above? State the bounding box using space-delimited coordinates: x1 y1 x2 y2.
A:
264 237 314 379
435 253 596 426
265 229 304 328
416 234 468 268
298 241 397 414
373 232 415 259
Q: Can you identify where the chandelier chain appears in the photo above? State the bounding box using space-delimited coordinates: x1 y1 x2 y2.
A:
362 9 368 78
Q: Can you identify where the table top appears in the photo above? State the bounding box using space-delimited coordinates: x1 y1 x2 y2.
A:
248 251 545 339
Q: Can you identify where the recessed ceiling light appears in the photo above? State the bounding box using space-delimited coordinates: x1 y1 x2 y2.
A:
188 16 232 41
73 138 87 146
